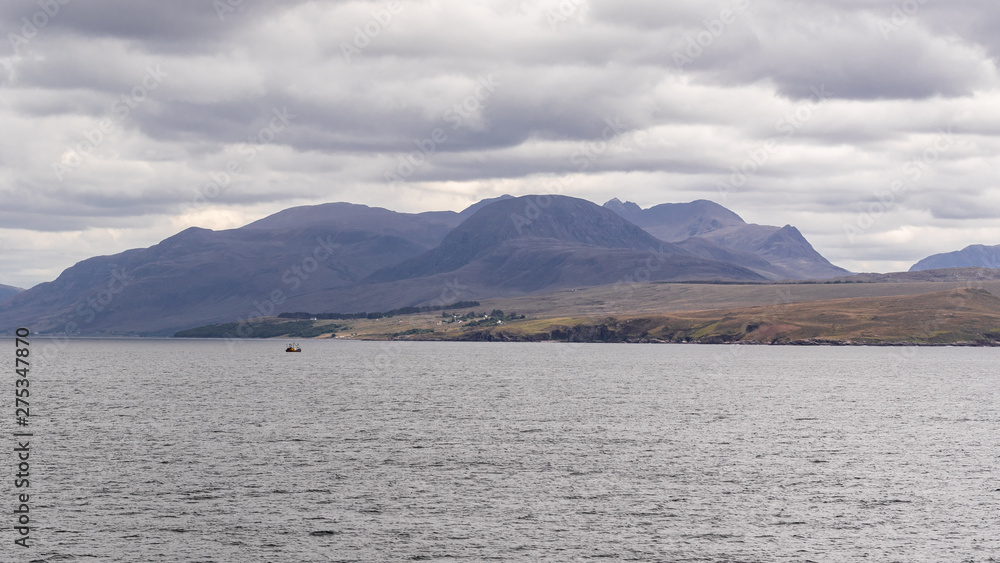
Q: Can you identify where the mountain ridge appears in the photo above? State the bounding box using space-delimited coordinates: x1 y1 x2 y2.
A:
602 199 850 280
0 284 23 304
911 244 1000 272
1 194 847 335
368 195 689 283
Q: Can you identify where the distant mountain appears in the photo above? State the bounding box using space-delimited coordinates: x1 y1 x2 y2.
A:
241 201 459 247
366 195 764 291
604 198 745 241
703 224 851 280
0 284 23 303
1 194 842 336
843 267 1000 283
603 198 850 280
0 205 452 335
455 194 515 217
674 236 783 275
372 195 676 282
244 196 514 237
910 244 1000 272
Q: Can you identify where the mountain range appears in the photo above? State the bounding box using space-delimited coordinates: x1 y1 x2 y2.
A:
910 244 1000 271
0 284 22 303
602 198 850 280
2 194 854 336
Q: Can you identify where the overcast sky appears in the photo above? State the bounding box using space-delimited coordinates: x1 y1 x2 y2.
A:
2 0 999 288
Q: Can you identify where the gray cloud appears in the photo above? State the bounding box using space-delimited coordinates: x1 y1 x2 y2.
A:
1 0 319 55
2 0 1000 286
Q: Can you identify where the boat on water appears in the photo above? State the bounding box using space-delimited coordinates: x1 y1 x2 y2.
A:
286 342 301 352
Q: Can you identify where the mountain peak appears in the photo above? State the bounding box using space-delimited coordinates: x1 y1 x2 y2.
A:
602 198 643 218
0 194 848 335
369 194 679 284
459 194 514 216
0 284 23 304
605 199 745 241
911 243 1000 271
366 194 767 291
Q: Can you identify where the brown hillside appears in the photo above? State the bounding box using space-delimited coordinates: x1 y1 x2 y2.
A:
458 288 1000 344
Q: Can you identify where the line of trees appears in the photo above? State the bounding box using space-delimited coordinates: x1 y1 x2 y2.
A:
278 301 481 320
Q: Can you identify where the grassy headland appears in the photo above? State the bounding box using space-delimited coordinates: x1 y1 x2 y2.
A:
173 281 1000 345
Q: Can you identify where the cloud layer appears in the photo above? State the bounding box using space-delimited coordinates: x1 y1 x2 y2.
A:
2 0 1000 287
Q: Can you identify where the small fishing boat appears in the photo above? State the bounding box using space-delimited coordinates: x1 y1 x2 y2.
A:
285 342 301 352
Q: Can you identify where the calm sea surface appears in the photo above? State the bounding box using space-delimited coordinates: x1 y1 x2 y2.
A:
20 339 1000 561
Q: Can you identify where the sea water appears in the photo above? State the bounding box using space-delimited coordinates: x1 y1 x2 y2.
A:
19 339 1000 561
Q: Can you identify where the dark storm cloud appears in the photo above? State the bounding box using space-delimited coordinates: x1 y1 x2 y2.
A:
1 0 317 55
